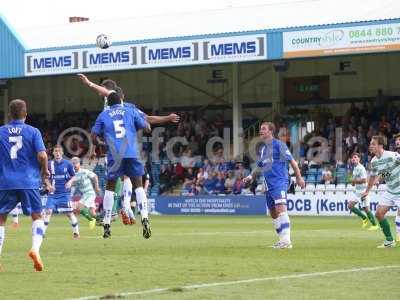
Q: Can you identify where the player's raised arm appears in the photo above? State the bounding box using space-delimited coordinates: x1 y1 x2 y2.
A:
77 74 112 97
147 113 180 124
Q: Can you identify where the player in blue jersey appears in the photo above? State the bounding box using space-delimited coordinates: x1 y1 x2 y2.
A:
114 86 179 225
0 99 50 271
78 74 152 239
43 145 80 238
244 122 305 249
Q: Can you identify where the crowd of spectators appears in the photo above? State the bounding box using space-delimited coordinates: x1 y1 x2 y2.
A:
296 98 400 185
17 95 400 194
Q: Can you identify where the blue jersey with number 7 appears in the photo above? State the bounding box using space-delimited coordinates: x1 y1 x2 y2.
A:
92 103 146 161
0 120 46 190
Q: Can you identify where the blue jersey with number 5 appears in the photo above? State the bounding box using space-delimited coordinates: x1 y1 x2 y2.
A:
92 103 146 161
0 120 45 190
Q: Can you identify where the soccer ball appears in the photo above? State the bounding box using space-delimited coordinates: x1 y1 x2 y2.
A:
96 34 111 49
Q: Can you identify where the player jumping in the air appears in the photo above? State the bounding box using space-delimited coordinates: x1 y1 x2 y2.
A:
78 75 151 239
70 157 100 230
112 85 178 225
43 146 80 239
362 135 399 248
348 153 379 230
78 74 179 232
244 122 305 249
0 99 50 271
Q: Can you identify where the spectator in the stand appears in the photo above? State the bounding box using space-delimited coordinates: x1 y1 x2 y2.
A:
392 114 400 133
360 103 370 119
182 113 192 132
181 149 196 169
187 182 200 196
213 172 226 194
203 172 217 194
70 137 86 157
367 125 377 141
300 160 309 176
326 118 336 140
299 142 307 165
322 166 333 184
360 115 369 128
184 129 192 141
174 163 185 181
194 115 206 135
233 174 244 195
224 171 235 194
208 123 219 137
234 162 250 178
379 115 391 135
357 126 367 148
46 142 54 159
349 115 358 130
278 123 289 144
348 103 360 117
188 136 199 155
196 167 208 185
198 129 209 155
185 167 195 182
181 180 192 195
203 159 212 174
216 158 230 173
345 129 358 156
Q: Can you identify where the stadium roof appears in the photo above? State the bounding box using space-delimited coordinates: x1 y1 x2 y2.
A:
13 0 400 50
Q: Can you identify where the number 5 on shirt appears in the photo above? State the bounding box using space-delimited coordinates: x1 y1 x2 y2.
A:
113 120 126 138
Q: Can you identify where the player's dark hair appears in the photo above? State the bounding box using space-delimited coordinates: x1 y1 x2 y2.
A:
9 99 27 120
372 135 387 146
107 92 122 106
261 121 275 134
351 152 360 158
115 86 124 100
393 132 400 140
101 79 117 91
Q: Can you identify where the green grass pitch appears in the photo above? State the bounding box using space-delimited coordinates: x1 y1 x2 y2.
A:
1 215 399 300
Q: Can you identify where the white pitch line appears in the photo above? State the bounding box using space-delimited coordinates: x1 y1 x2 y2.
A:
67 265 400 300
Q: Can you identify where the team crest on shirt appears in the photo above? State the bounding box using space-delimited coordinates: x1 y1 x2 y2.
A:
380 170 391 179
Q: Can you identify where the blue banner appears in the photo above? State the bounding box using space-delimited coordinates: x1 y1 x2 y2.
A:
155 195 267 215
153 194 398 216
